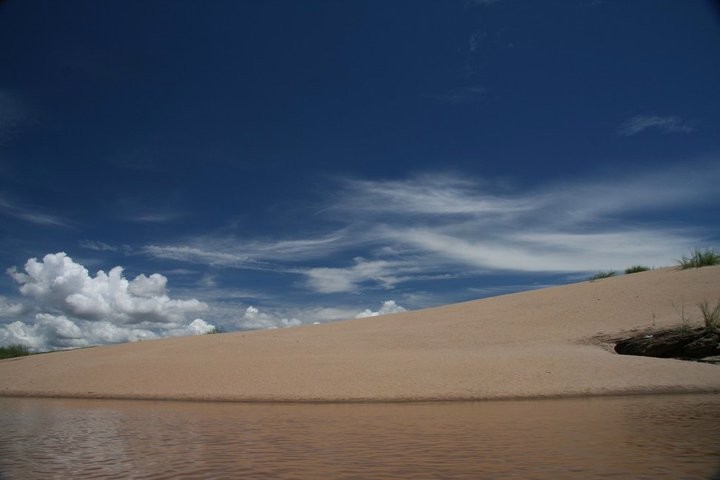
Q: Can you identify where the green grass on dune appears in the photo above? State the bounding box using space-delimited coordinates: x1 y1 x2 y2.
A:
589 271 617 281
677 248 720 269
0 344 31 359
624 265 650 274
699 300 720 332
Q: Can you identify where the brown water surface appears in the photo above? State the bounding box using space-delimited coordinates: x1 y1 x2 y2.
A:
0 394 719 479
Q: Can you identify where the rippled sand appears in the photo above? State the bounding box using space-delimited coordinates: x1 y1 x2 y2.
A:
1 266 719 401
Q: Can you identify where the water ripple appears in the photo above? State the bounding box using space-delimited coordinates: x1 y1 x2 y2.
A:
0 394 719 479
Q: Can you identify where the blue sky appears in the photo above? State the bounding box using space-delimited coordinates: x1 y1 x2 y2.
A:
1 0 719 349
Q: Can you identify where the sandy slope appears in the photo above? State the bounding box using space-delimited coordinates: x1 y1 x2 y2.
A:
1 266 719 402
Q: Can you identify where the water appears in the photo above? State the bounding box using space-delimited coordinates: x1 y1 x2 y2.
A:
0 394 718 479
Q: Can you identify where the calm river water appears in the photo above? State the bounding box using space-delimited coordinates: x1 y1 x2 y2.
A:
0 394 719 479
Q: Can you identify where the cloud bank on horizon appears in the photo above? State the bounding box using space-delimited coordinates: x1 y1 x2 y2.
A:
0 253 214 350
0 252 411 350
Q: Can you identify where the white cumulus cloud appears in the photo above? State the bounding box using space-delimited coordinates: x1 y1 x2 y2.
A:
0 296 24 317
0 252 214 351
355 300 407 318
185 318 217 335
235 305 302 330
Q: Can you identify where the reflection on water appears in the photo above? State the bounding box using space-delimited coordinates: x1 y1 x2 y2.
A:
0 394 719 479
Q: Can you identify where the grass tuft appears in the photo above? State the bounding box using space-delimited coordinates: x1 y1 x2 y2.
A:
672 300 693 333
677 248 720 269
590 271 617 281
624 265 649 274
699 300 720 332
0 344 31 359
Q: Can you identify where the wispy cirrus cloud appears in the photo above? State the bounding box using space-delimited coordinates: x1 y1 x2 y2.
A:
304 258 415 294
381 227 693 274
0 195 69 227
79 240 119 252
468 31 485 52
337 165 716 225
334 164 718 275
334 174 536 216
142 161 720 293
128 212 183 223
109 195 184 224
144 231 354 270
143 245 259 269
617 115 693 136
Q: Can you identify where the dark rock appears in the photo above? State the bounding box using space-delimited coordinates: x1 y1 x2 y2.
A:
698 356 720 365
681 333 720 358
614 328 706 358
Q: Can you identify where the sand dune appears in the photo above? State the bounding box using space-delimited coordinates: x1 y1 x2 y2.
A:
1 266 719 402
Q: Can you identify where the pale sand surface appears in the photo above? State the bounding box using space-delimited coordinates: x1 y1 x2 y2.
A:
1 266 719 402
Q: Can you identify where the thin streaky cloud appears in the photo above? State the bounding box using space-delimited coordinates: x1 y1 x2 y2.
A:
341 164 719 224
320 164 718 282
255 233 350 257
303 258 415 294
378 224 697 274
143 161 719 292
337 174 537 217
468 31 485 52
128 212 182 223
0 196 69 227
533 164 719 227
143 245 255 268
143 230 359 268
617 115 693 136
79 240 118 252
